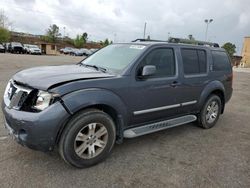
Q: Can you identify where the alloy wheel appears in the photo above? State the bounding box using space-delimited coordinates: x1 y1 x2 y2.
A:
205 100 219 124
74 123 108 159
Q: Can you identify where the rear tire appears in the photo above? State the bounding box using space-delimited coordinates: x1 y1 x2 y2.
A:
197 95 222 129
59 109 116 168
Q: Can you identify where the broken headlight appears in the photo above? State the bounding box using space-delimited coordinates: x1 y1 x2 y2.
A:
33 91 59 111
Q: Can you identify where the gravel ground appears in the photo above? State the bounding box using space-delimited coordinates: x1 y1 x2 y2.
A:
0 53 249 188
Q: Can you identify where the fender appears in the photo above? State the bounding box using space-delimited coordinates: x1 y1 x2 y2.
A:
198 80 225 109
61 88 128 127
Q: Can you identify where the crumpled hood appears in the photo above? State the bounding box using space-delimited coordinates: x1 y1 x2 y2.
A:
13 64 115 90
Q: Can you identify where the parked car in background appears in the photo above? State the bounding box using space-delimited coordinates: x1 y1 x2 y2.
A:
9 42 25 54
69 48 83 56
3 43 10 52
70 48 92 56
89 48 98 53
81 48 92 56
59 48 65 54
60 47 74 54
0 44 6 53
23 44 30 54
27 45 42 55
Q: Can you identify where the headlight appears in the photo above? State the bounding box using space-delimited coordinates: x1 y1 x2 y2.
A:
33 91 58 111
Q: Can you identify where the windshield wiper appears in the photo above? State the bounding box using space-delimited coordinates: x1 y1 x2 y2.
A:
81 64 107 73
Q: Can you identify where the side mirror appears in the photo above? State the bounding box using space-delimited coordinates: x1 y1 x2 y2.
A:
141 65 156 77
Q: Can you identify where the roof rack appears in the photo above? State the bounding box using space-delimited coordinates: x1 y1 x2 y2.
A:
168 37 220 47
132 39 167 42
132 37 220 48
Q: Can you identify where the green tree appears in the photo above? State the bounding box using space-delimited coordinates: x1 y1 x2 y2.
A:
188 34 195 40
46 24 61 43
74 34 84 48
82 32 88 44
222 42 236 58
0 27 10 43
104 38 110 46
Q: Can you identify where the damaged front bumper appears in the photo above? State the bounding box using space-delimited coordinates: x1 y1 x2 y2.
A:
2 101 70 152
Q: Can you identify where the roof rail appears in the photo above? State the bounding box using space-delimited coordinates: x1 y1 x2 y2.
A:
132 38 167 42
132 38 220 48
168 37 220 47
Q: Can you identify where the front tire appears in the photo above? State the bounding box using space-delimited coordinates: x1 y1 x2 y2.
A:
197 95 222 129
59 109 116 168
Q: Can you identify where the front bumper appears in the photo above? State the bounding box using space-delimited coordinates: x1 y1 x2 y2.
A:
2 101 70 152
30 51 41 54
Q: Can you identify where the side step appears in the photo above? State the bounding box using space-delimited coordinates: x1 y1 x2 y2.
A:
123 115 197 138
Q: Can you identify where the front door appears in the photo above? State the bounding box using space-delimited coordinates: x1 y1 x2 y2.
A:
128 47 181 125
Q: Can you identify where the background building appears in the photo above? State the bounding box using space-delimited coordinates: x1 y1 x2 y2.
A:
241 37 250 67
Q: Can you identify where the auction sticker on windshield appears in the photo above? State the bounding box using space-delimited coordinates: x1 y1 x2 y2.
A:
129 45 145 50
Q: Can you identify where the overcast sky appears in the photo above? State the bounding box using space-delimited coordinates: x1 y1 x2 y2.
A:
1 0 250 54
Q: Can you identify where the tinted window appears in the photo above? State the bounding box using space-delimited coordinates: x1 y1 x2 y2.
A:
197 50 207 73
181 49 207 75
212 51 231 71
140 48 176 78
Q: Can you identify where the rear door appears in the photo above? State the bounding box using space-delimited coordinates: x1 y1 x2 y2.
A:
177 47 209 113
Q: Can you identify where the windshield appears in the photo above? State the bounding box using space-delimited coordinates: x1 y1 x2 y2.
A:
29 45 39 48
81 44 146 74
12 42 22 46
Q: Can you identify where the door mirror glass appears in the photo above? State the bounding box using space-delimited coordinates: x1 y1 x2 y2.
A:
141 65 156 77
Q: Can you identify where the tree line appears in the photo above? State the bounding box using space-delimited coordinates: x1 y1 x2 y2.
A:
42 24 112 47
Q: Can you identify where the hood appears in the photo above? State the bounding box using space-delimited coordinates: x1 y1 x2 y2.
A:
13 64 115 90
30 47 41 50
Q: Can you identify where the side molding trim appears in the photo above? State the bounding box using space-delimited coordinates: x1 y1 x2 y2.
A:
133 100 197 115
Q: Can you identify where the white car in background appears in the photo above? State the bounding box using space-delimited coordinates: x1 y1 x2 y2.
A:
27 45 42 55
23 44 30 53
89 48 98 53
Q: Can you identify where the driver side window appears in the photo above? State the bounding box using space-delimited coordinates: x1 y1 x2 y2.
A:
139 48 176 78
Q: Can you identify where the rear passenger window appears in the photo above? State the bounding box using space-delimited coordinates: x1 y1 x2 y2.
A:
211 51 231 71
181 49 207 75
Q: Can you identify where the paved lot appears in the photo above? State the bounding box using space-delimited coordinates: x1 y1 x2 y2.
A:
0 53 249 188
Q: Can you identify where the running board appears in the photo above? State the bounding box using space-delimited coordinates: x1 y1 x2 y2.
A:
123 115 197 138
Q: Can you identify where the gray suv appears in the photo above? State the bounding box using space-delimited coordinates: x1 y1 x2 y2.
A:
2 39 233 168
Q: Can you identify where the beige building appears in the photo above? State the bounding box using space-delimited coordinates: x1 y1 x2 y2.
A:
38 43 59 55
241 37 250 67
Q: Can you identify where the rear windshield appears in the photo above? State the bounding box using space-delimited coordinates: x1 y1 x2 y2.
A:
211 51 231 71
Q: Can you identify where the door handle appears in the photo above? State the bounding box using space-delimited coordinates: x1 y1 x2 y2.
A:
170 81 180 87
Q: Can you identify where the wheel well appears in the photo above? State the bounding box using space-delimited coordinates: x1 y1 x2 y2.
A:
56 104 122 144
210 90 225 113
90 104 119 125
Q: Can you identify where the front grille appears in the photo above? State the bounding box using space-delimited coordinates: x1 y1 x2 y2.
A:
4 80 32 110
8 83 17 100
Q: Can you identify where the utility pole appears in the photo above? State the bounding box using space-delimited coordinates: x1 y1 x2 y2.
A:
143 22 147 39
114 33 117 43
204 19 213 41
63 27 66 40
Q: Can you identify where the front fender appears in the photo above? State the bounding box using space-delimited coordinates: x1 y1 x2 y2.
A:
61 88 128 123
198 80 225 109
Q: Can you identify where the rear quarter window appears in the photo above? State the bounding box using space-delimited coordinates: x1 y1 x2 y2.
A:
211 51 231 71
